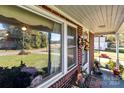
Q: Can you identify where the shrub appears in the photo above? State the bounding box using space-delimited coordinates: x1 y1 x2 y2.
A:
121 71 124 80
108 60 116 70
119 64 124 74
106 48 124 53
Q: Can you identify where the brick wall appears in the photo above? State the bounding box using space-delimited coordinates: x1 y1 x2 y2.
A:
77 26 83 73
89 32 94 71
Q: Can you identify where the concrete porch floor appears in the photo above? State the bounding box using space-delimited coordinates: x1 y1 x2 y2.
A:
98 68 124 88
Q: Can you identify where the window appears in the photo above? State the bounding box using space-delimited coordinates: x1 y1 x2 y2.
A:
0 14 62 87
67 25 77 69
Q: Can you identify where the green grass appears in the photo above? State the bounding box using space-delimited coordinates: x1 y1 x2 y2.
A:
94 51 124 61
0 54 48 71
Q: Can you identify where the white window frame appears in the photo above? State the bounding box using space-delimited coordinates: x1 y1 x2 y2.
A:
17 5 79 87
16 5 65 88
67 23 78 71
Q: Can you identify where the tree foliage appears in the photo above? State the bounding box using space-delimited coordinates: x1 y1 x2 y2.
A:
2 23 47 50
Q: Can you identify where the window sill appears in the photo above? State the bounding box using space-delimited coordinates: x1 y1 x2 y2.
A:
36 72 64 88
36 65 78 88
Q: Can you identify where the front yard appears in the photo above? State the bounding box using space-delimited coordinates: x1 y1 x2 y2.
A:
94 51 124 61
0 53 48 70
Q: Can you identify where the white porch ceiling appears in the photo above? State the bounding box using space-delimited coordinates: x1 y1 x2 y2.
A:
118 22 124 34
55 5 124 35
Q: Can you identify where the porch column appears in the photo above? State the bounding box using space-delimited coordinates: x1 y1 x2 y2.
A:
115 33 119 68
98 36 100 63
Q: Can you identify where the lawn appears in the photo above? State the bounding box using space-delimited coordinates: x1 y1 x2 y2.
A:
0 54 48 71
94 51 124 61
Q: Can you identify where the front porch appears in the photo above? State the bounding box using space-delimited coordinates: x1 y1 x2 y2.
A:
0 5 124 88
100 68 124 88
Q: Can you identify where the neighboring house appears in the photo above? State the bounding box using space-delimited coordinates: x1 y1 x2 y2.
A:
0 30 17 49
94 36 108 51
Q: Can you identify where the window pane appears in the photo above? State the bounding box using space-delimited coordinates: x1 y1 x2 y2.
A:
67 26 76 36
50 33 61 74
68 48 76 68
67 26 77 69
0 22 50 87
0 21 62 88
82 50 88 65
50 22 62 74
67 26 76 46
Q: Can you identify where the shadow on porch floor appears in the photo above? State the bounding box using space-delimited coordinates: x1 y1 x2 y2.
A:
98 68 124 88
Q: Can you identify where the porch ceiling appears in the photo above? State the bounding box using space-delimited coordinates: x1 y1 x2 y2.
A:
54 5 124 35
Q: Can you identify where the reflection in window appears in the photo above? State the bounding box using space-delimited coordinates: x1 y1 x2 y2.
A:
67 26 77 69
0 21 62 88
50 33 61 74
82 50 88 65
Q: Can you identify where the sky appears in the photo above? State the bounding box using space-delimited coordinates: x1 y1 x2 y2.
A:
51 33 60 41
0 23 5 30
0 23 60 41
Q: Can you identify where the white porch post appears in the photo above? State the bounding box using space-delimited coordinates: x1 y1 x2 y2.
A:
98 36 100 63
115 33 120 68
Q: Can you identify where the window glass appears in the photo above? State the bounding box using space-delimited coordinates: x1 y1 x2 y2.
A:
67 26 77 69
50 33 61 74
0 18 62 87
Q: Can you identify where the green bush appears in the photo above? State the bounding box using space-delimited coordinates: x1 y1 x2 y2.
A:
6 26 47 50
121 71 124 80
119 64 124 80
119 64 124 74
105 48 124 53
30 31 42 49
40 32 47 48
108 60 116 70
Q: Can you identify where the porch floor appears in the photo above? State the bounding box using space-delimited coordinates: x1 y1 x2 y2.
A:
99 68 124 88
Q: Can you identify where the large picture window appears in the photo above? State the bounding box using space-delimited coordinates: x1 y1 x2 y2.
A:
0 10 62 87
67 25 77 69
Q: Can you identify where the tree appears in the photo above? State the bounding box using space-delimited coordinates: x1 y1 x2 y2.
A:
106 35 115 43
119 34 124 47
106 35 115 48
40 32 47 48
2 23 47 50
2 24 23 49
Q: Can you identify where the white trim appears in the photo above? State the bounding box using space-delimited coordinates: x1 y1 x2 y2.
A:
115 33 120 67
76 27 78 66
67 65 78 74
67 25 78 70
17 5 82 30
68 46 76 48
15 5 66 88
67 22 77 28
68 64 77 70
36 23 65 88
36 72 63 88
37 65 78 88
17 5 64 24
14 5 79 87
